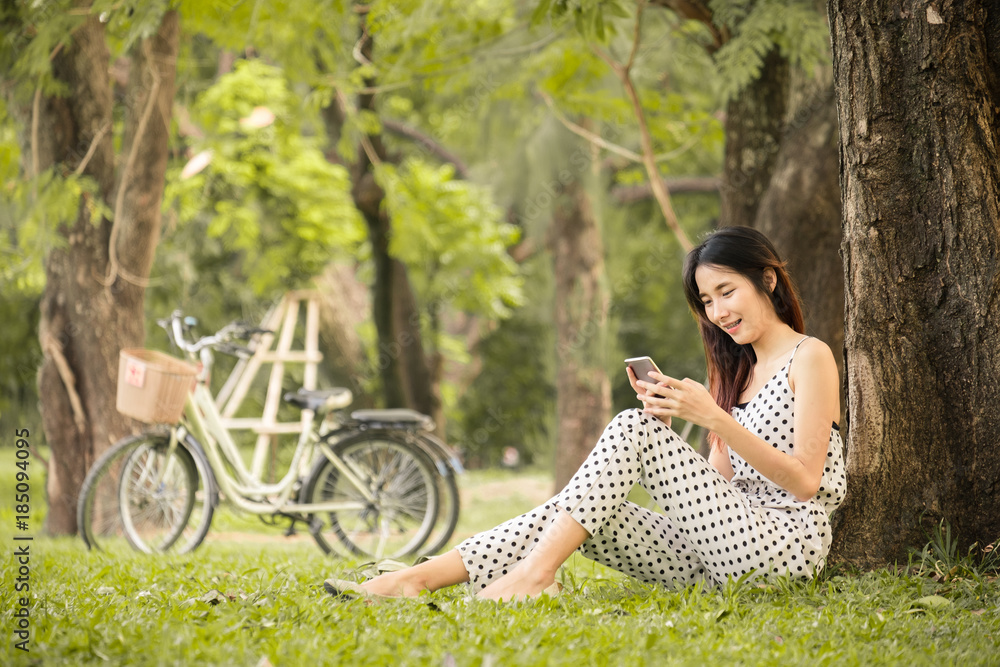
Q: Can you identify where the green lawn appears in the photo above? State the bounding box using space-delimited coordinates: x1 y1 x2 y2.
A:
1 462 998 666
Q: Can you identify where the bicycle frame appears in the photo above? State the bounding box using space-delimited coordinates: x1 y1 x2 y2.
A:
178 374 375 516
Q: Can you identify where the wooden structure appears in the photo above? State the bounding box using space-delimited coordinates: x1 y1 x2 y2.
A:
215 291 324 480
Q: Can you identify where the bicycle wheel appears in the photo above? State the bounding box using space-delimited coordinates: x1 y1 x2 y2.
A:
414 437 461 557
78 431 215 554
303 431 439 559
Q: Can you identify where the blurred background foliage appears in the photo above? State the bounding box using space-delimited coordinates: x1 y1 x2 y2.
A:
1 0 828 467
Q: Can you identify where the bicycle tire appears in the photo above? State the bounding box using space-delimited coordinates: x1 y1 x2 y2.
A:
414 437 461 557
78 431 215 554
303 431 439 560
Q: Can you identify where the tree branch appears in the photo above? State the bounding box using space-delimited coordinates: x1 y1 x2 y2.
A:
648 0 728 49
41 332 87 434
624 0 645 71
30 86 41 187
594 2 694 252
102 38 160 289
29 447 49 471
73 121 112 176
382 119 470 179
335 87 382 167
537 88 644 162
541 87 708 169
611 176 720 203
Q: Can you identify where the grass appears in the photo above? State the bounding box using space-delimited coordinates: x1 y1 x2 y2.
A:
1 461 998 666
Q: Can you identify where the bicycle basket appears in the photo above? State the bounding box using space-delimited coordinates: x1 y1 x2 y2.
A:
116 349 197 424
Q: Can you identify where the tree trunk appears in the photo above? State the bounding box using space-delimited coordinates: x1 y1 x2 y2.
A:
315 262 373 405
33 12 179 534
352 170 435 417
549 179 612 490
361 199 442 426
828 0 1000 567
754 72 845 394
719 49 789 229
348 7 439 428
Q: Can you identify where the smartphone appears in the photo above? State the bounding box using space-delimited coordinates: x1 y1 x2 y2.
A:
624 356 662 384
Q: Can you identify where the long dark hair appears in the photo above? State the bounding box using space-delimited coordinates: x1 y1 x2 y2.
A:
681 226 805 448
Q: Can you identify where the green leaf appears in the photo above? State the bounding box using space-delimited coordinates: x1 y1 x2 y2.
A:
604 1 631 19
710 0 830 101
530 0 554 25
377 156 524 332
163 59 363 296
592 4 605 42
911 595 952 610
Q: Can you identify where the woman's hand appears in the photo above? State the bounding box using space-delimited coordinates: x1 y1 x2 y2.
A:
627 366 671 428
636 373 725 430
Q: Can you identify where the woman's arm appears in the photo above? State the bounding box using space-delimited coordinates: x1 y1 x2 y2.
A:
637 339 839 501
708 443 735 481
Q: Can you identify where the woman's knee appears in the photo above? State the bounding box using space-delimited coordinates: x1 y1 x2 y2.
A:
611 409 682 444
593 410 647 456
613 408 674 432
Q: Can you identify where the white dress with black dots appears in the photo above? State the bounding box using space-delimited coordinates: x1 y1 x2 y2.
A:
456 337 846 591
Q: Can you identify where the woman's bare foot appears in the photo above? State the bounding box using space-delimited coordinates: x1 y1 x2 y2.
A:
477 509 586 602
477 564 557 602
357 569 427 598
337 550 470 598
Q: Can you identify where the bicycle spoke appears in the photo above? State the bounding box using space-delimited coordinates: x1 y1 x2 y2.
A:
79 432 213 555
121 447 191 550
306 434 438 558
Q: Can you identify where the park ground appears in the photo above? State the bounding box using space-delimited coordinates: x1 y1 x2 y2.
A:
1 462 998 666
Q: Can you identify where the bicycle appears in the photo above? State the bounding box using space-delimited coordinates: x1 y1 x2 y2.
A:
77 311 461 560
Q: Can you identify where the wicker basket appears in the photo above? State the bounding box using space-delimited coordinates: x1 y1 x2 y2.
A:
116 349 198 424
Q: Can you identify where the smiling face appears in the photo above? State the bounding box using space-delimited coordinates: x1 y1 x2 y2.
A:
694 264 779 345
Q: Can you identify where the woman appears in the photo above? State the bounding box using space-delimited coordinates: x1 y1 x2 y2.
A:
325 226 846 601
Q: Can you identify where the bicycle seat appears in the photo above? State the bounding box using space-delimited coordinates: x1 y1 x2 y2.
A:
350 409 435 431
283 388 353 414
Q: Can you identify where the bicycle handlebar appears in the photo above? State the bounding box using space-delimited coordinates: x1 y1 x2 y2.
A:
216 342 255 359
157 310 272 357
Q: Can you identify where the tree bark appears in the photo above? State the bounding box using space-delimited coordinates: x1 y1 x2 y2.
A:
754 72 845 394
549 179 612 490
348 7 439 427
315 262 373 405
34 12 180 533
719 49 789 229
828 0 1000 567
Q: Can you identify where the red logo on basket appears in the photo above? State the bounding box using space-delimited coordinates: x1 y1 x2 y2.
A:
125 358 146 388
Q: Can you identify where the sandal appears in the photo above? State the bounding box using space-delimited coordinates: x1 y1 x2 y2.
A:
541 582 563 597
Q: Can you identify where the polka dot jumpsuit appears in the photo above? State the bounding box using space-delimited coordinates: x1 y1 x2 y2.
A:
457 337 846 591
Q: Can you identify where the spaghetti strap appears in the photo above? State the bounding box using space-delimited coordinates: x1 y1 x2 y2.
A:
786 335 811 373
